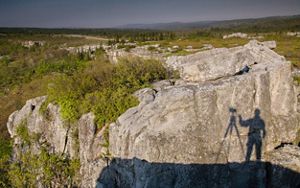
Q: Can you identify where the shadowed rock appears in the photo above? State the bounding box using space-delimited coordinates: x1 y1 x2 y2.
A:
97 156 300 188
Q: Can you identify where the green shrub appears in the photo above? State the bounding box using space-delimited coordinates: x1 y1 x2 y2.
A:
8 148 80 188
117 44 135 52
44 57 178 127
0 139 12 187
16 120 31 145
84 87 139 127
9 124 80 187
147 46 156 51
35 59 85 76
8 151 39 188
294 76 300 85
37 148 80 187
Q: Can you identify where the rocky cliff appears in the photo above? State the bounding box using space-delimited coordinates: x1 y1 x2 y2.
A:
7 97 107 187
7 41 300 188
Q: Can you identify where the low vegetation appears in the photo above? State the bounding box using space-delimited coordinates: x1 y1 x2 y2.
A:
0 138 11 187
0 35 102 186
264 34 300 68
0 120 80 187
8 122 80 188
43 52 178 127
0 34 100 141
0 38 178 186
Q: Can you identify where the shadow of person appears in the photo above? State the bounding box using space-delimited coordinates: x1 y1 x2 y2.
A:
239 109 266 161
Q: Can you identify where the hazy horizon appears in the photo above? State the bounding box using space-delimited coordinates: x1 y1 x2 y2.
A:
0 0 299 28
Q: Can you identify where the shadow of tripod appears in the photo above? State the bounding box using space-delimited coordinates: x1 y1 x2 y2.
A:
215 108 245 162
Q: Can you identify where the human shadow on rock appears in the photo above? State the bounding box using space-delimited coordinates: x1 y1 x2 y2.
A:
216 108 267 163
239 109 266 161
96 157 300 188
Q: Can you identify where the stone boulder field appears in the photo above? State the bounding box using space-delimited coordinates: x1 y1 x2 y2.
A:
7 40 300 188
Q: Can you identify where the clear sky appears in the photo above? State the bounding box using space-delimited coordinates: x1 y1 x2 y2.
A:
0 0 299 28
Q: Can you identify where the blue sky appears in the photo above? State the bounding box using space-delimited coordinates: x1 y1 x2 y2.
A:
0 0 299 28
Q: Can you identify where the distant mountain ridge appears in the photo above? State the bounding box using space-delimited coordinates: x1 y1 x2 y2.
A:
118 14 300 30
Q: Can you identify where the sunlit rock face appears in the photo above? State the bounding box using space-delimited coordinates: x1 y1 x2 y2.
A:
104 41 300 187
223 32 248 39
110 40 299 164
166 40 282 82
106 45 165 63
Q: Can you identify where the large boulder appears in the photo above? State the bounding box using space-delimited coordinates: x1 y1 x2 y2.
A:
105 41 300 187
105 45 165 63
110 41 299 164
261 41 276 49
166 40 283 82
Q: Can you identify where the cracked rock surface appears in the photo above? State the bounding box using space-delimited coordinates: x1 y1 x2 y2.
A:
111 41 299 164
105 41 300 187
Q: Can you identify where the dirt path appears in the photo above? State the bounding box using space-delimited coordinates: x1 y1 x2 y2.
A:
62 34 110 41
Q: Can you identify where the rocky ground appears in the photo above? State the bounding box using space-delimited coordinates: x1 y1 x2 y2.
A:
7 40 300 188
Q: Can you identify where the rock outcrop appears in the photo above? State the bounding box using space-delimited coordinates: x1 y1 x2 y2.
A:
261 41 276 49
223 32 248 39
287 32 300 37
111 54 298 162
166 40 280 82
7 96 76 158
78 113 107 187
66 44 102 54
97 152 300 188
106 40 300 187
105 45 165 63
21 40 45 48
7 40 300 188
7 98 107 187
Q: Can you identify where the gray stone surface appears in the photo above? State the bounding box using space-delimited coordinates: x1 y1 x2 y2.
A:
111 41 299 164
287 32 300 37
7 96 75 157
98 145 300 188
266 145 300 173
78 113 108 188
166 40 285 82
151 80 174 92
223 33 248 39
97 156 300 188
106 45 165 63
261 41 276 49
104 41 300 187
